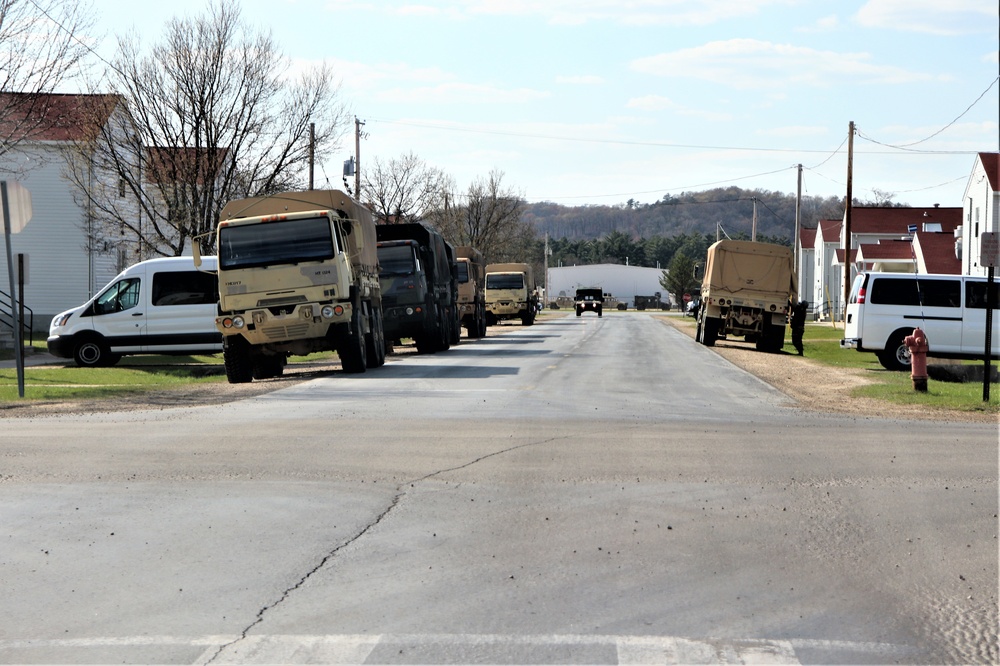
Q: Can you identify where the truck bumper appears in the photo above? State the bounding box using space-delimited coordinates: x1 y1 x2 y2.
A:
382 305 430 338
217 302 352 345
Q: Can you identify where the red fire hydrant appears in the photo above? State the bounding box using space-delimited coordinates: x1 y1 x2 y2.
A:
904 327 929 392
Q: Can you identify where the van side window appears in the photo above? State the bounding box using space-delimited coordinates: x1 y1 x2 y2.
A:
966 282 999 310
870 278 960 308
94 278 141 315
151 271 219 306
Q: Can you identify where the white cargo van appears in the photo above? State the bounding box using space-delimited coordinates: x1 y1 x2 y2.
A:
840 271 999 370
48 257 222 367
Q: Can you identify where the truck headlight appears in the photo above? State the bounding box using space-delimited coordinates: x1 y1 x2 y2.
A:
321 305 335 318
222 316 245 329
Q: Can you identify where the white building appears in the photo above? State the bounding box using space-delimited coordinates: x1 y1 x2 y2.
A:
546 264 672 308
959 152 1000 276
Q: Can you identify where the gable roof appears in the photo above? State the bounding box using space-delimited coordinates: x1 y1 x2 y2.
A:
979 152 1000 192
817 218 842 243
857 239 914 261
848 206 961 235
798 226 816 249
914 231 961 274
0 92 119 143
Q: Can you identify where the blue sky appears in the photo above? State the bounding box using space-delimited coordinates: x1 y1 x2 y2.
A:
91 0 998 209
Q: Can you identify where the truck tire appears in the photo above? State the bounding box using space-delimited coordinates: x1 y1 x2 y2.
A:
699 315 720 347
756 321 785 353
223 337 254 384
365 306 386 368
339 311 368 373
877 330 912 371
73 335 121 368
252 354 285 380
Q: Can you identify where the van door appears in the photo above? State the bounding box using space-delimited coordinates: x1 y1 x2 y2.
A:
868 276 963 353
142 269 222 354
962 279 1000 357
88 274 145 353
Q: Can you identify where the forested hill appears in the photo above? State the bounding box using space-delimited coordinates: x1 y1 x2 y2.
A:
523 187 845 242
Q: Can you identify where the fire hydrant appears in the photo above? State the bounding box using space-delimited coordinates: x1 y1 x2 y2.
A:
904 327 929 392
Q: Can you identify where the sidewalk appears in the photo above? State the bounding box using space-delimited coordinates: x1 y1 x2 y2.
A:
0 351 62 369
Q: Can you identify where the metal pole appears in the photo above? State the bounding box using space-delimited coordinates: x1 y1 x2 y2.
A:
985 266 995 402
1 181 25 398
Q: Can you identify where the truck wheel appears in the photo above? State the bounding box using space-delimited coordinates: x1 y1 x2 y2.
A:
597 306 602 317
366 307 386 368
252 354 284 380
700 315 720 346
73 336 120 368
339 312 368 373
223 337 254 384
756 321 785 353
877 331 911 371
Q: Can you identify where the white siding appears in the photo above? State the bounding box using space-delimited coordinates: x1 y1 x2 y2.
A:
546 264 672 308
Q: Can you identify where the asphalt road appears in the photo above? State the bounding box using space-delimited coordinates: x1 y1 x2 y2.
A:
1 314 997 664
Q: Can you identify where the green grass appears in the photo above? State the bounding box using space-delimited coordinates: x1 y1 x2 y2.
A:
782 323 999 415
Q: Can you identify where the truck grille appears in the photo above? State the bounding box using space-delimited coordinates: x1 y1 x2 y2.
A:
262 323 311 340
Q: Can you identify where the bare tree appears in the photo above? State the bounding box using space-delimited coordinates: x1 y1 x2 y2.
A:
64 0 349 258
362 151 451 224
0 0 94 170
430 169 532 262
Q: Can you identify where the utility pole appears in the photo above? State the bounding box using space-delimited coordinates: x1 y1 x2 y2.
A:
751 197 758 242
794 163 802 277
844 121 855 321
308 123 315 190
354 117 365 200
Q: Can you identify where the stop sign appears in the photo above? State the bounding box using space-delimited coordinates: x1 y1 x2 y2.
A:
683 293 691 302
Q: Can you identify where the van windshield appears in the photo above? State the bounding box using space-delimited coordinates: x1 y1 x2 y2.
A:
219 216 336 270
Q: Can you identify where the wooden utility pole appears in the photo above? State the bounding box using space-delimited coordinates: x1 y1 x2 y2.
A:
794 164 802 276
354 117 365 200
308 123 315 190
843 121 855 320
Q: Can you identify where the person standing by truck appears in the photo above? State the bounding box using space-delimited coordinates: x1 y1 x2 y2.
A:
790 299 808 356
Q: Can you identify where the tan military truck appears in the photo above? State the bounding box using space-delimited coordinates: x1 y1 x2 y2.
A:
485 262 537 326
695 239 796 353
197 189 384 383
455 246 487 337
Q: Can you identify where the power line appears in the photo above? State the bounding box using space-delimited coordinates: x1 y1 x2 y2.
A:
859 76 999 151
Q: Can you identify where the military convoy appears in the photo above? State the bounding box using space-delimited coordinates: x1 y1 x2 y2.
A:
376 222 460 354
695 239 797 353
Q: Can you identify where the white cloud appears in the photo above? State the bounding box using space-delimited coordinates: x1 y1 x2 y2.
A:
630 39 939 89
796 14 839 33
855 0 999 35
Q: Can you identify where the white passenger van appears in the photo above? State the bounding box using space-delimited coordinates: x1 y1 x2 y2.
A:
841 271 999 371
48 257 222 367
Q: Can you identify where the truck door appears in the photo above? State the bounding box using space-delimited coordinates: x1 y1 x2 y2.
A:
89 275 145 352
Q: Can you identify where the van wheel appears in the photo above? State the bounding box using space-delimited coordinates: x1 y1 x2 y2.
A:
877 331 912 371
223 337 254 383
73 337 120 367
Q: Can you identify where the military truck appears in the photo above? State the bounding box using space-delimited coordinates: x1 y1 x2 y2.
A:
695 239 796 353
485 263 537 326
634 293 671 311
376 223 460 354
574 287 603 317
455 245 487 338
200 189 384 383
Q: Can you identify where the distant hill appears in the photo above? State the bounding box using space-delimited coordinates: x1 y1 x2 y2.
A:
524 187 846 242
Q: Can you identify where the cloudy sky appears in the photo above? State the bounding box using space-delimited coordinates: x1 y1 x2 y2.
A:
93 0 998 208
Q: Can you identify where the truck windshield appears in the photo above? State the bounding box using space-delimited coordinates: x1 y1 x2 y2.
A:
378 245 418 277
456 261 470 284
219 216 336 270
487 274 524 290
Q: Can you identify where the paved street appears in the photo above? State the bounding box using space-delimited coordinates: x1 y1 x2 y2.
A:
1 314 996 664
